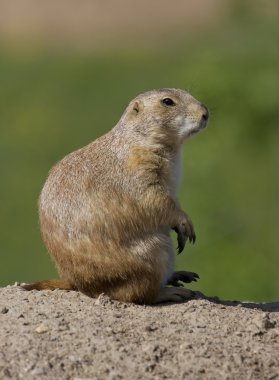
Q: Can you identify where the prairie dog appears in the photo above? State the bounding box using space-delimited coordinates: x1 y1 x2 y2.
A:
23 88 209 304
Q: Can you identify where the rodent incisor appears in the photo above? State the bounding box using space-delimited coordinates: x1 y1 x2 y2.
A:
22 88 209 304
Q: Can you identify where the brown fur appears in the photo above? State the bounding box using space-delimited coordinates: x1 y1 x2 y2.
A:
22 279 73 291
23 88 208 304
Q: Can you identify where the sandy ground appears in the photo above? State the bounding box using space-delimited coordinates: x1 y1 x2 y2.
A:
0 285 278 380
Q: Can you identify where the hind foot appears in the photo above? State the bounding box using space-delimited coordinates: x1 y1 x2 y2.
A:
154 286 193 304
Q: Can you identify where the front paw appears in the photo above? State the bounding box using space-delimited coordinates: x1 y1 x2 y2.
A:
173 212 196 254
167 271 200 287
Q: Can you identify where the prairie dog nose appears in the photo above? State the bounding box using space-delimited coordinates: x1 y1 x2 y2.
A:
201 104 209 122
187 101 209 122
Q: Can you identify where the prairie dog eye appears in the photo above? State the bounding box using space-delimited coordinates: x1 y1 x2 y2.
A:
161 98 176 107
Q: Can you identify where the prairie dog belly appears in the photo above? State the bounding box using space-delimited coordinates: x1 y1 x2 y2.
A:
129 228 174 287
157 151 182 285
169 150 182 198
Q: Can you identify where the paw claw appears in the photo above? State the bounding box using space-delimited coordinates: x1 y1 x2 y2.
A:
173 212 195 253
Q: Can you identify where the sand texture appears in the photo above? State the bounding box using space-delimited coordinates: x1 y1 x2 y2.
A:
0 285 278 380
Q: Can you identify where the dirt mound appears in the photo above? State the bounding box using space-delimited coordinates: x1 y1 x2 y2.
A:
0 285 278 379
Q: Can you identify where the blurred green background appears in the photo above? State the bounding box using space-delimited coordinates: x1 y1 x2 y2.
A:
0 0 278 301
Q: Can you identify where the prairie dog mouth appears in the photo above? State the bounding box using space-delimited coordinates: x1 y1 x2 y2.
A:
178 117 208 139
188 128 200 136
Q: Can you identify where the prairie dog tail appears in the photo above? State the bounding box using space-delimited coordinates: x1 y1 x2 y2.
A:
21 279 74 291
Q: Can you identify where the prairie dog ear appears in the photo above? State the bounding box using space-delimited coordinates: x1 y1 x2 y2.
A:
131 100 143 116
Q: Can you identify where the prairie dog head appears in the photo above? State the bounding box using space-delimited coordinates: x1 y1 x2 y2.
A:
119 88 209 148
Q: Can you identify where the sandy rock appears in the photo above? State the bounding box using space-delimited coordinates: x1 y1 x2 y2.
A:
35 324 50 334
